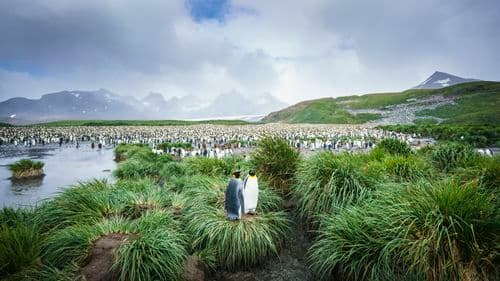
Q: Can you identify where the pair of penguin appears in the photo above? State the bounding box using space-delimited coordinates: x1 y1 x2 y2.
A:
225 170 259 220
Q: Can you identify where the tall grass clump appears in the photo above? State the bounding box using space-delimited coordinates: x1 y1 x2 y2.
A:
308 179 500 281
185 205 291 271
114 144 173 179
374 138 412 156
431 142 477 172
119 187 173 219
36 180 123 232
184 157 232 177
114 143 150 162
381 155 434 182
114 154 172 180
8 159 44 179
167 174 225 193
115 211 186 281
159 161 188 180
452 155 500 192
251 137 300 192
0 223 43 277
294 152 373 222
43 213 187 281
0 207 34 227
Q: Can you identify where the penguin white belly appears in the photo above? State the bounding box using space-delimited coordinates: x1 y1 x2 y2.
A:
244 177 259 213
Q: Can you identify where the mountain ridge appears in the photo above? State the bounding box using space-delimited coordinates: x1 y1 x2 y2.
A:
0 90 286 124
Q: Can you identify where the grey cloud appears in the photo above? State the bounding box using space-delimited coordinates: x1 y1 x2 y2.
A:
0 0 498 103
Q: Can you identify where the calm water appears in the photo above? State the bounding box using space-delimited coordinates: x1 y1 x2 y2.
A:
0 144 116 208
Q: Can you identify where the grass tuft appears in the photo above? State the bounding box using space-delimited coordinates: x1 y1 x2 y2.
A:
185 205 291 271
294 152 374 222
251 137 300 192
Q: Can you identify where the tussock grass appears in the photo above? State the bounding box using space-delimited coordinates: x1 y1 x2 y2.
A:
294 152 374 222
114 178 159 193
184 157 232 177
36 180 123 232
0 207 34 227
114 158 160 179
251 137 300 192
185 205 291 271
114 143 151 162
120 187 172 219
431 142 477 172
44 212 187 281
381 155 434 182
167 174 225 193
374 138 412 156
8 159 44 179
0 223 43 277
159 161 188 179
114 144 173 179
308 179 500 281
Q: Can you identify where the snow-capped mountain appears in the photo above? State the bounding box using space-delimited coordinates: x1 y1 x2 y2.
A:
0 89 286 123
412 71 479 89
0 89 144 122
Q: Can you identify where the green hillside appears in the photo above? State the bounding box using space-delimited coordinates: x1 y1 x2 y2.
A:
263 98 380 124
263 81 500 125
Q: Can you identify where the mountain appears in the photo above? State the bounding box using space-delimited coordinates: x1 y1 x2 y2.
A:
0 89 285 124
412 71 479 89
263 81 500 125
0 89 144 122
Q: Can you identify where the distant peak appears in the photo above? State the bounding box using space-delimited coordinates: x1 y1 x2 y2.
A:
412 71 479 90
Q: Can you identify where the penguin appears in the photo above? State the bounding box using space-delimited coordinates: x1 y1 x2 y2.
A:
243 170 259 214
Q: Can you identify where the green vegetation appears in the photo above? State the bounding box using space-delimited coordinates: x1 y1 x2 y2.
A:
263 98 381 123
114 144 173 179
0 138 297 280
430 143 478 172
263 81 500 125
251 137 300 192
1 138 499 281
156 142 192 150
374 138 413 156
0 210 42 277
32 119 252 127
8 159 44 179
416 82 500 125
294 152 373 222
0 122 13 127
380 124 500 147
308 179 499 281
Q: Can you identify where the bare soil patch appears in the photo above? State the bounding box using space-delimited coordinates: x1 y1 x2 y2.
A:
80 233 133 281
182 255 206 281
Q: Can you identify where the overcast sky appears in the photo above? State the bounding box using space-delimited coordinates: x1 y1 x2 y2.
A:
0 0 499 103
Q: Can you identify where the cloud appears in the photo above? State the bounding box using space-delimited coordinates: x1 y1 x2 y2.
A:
0 0 499 104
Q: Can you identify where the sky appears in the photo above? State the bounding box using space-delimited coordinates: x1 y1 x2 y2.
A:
0 0 499 104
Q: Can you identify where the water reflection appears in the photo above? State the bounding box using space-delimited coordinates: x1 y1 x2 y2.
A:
10 176 45 194
0 144 116 208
